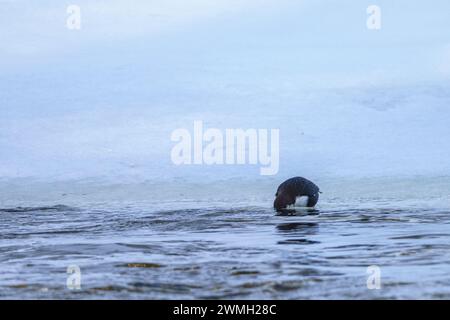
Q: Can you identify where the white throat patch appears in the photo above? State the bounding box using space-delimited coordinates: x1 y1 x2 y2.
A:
286 196 309 208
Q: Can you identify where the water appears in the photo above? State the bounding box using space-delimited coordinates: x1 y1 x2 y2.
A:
1 178 449 299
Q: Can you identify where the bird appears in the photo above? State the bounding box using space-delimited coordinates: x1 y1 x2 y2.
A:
274 177 320 211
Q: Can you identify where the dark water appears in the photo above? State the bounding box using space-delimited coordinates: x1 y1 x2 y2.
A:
1 199 450 299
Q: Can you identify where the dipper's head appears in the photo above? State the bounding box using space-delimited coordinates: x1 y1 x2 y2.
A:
273 192 294 211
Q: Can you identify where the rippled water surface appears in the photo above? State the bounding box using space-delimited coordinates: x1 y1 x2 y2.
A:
1 179 450 299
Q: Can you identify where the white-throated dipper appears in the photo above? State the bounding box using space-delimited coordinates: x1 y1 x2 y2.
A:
274 177 320 211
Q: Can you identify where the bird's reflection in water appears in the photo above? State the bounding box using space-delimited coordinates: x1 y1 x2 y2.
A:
276 222 320 245
275 210 320 245
275 208 320 216
276 222 319 235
